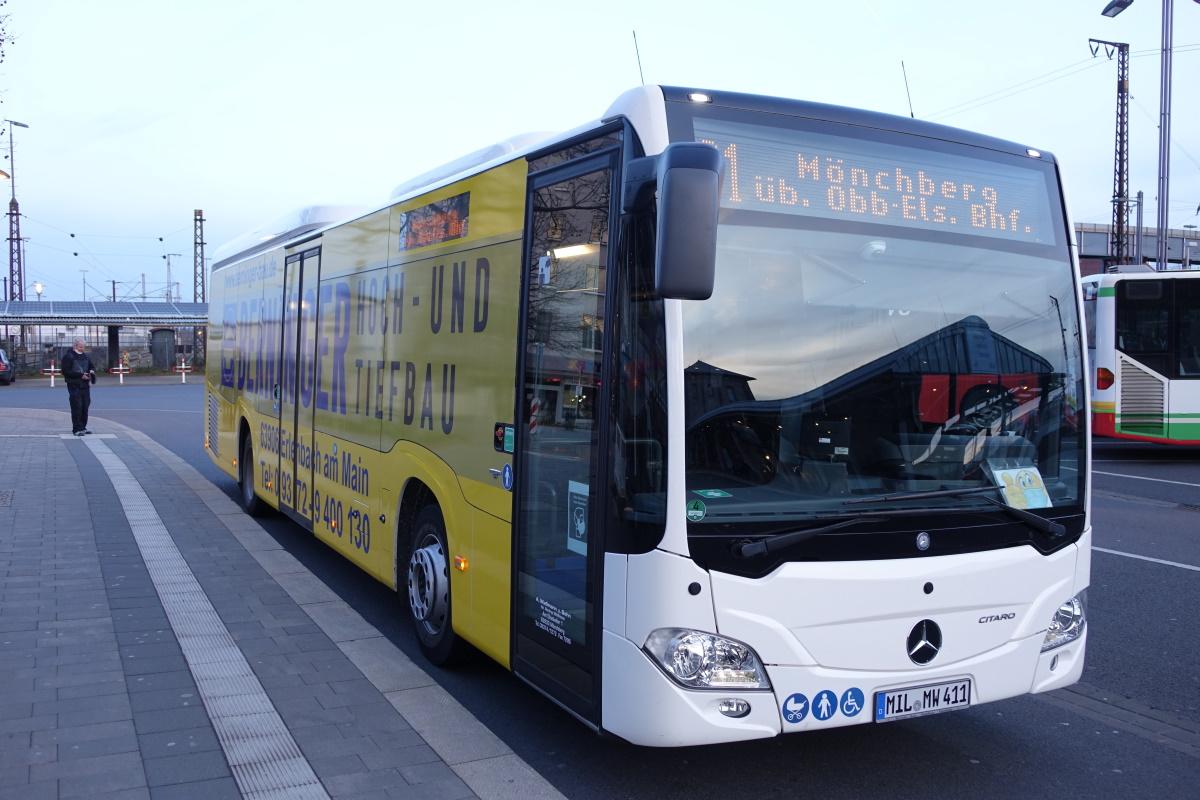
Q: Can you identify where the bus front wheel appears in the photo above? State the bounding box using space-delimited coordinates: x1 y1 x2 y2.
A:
239 435 266 517
407 505 470 665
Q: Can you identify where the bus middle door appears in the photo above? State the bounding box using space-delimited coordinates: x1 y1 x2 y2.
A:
277 245 321 526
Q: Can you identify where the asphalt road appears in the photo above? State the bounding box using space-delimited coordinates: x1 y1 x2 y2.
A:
3 378 1196 798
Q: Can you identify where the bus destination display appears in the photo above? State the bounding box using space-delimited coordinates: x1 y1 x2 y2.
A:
398 191 470 252
694 119 1056 245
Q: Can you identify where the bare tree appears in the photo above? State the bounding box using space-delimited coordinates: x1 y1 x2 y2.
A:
0 2 10 106
525 170 610 356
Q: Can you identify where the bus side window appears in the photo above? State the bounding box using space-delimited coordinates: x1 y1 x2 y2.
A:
609 216 668 551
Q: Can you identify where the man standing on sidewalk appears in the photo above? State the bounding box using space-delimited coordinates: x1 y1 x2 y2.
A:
61 338 96 435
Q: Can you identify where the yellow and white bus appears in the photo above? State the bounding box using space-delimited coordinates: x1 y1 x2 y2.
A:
206 86 1091 746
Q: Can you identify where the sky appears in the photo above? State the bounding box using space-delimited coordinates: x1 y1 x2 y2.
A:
2 0 1198 303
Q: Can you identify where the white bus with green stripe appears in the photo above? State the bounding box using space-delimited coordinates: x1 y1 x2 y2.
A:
1083 267 1200 444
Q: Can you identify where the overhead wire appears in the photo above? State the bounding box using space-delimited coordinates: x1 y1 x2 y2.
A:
927 43 1200 224
21 215 194 298
925 43 1198 122
925 57 1099 120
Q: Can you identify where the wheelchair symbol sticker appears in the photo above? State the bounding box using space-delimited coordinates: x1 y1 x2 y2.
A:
841 687 864 717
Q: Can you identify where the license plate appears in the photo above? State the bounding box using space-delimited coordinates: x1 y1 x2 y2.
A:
874 678 972 723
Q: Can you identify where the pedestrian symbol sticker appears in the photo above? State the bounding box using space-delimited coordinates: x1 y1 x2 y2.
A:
782 693 809 723
693 489 732 498
840 687 864 717
501 463 514 492
813 690 837 721
685 500 706 521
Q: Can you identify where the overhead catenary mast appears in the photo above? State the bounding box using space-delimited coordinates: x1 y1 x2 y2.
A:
193 210 206 362
1089 38 1131 268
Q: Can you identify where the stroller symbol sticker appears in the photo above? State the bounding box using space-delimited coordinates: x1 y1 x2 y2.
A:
782 693 809 723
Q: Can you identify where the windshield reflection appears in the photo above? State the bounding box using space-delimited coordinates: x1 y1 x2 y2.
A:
680 222 1084 521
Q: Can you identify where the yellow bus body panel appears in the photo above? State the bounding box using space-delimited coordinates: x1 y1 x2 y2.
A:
206 158 526 667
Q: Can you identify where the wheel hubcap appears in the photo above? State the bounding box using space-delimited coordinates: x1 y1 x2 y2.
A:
408 536 448 633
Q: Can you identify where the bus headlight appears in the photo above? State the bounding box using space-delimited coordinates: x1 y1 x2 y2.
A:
643 628 771 690
1041 590 1087 652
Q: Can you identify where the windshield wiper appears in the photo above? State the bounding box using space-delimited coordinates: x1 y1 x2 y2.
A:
978 495 1067 538
845 484 1066 538
727 506 993 558
843 486 1000 505
732 516 882 559
728 490 1066 558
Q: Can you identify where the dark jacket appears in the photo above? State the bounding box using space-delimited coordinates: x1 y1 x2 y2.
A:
61 348 95 387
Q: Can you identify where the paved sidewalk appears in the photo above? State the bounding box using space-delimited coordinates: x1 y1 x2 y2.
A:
0 407 564 800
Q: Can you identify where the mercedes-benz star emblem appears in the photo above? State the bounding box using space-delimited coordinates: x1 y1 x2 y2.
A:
916 532 931 551
907 619 942 665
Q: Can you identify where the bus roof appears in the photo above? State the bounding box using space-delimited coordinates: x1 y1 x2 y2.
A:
655 86 1059 163
212 85 1062 271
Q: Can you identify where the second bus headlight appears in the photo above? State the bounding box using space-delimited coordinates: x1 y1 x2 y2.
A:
643 628 771 690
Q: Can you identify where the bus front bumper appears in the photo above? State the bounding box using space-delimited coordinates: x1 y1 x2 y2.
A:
600 627 1086 747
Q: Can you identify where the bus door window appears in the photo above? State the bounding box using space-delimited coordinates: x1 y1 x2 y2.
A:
1116 279 1171 375
1175 280 1200 377
278 247 321 523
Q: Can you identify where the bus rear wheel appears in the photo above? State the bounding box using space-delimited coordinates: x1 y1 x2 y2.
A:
239 435 266 517
407 505 470 666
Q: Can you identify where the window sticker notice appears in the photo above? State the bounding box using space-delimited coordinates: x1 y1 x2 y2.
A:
693 489 732 498
534 596 574 645
493 423 514 453
988 463 1051 509
686 500 707 521
566 480 588 555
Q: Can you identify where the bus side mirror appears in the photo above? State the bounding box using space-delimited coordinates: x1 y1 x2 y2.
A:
623 142 721 300
655 142 720 300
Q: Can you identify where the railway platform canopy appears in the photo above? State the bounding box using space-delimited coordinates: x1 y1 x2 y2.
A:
0 299 208 327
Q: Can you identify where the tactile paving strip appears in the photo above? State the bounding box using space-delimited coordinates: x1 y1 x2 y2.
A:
84 436 330 800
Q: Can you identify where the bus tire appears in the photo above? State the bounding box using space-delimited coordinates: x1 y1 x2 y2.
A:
407 505 470 666
239 434 266 517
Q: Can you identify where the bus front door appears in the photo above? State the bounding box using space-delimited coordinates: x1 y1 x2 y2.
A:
513 152 617 724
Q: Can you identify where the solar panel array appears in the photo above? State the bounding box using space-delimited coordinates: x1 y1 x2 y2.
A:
0 300 208 321
134 303 185 314
93 302 140 314
47 301 97 314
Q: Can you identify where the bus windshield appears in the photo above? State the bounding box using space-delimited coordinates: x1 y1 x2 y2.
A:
667 105 1086 554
